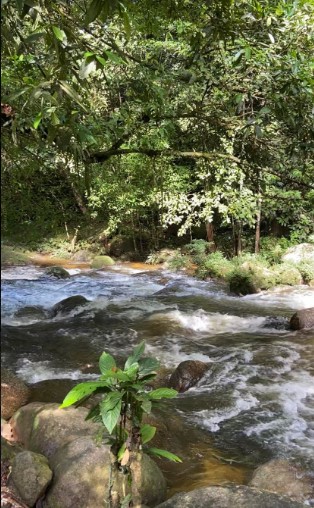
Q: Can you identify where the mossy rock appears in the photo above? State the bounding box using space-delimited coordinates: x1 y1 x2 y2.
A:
229 270 261 296
273 265 303 286
91 255 115 268
44 266 70 279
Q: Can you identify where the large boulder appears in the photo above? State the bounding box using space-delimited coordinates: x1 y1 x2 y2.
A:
155 485 305 508
91 255 115 268
289 307 314 330
50 295 89 317
282 243 314 264
1 369 31 420
10 451 53 507
10 403 166 508
44 266 70 279
168 361 210 393
249 459 313 504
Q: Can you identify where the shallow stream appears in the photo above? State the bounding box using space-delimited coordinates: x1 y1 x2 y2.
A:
1 263 314 498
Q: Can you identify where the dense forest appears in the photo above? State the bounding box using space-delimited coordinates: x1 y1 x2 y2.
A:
1 0 314 257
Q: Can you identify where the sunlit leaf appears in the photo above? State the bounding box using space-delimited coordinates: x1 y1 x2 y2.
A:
52 26 66 42
59 81 88 112
140 423 156 444
148 388 178 400
33 111 42 129
148 447 182 462
125 341 145 369
60 381 109 408
100 392 123 434
99 352 116 374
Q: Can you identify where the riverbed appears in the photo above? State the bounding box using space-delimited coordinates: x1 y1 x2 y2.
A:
1 262 314 497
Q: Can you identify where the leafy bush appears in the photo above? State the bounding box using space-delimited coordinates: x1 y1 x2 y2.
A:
228 268 260 296
272 264 303 286
168 253 192 271
295 262 314 284
196 252 233 280
259 236 296 264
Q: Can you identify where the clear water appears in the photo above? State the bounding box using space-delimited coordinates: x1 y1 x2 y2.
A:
1 264 314 497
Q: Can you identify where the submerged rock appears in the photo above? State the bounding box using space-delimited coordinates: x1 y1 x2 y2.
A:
50 295 89 317
168 360 210 393
155 485 306 508
289 307 314 330
44 266 70 279
229 271 261 296
14 305 47 320
10 451 53 507
249 459 313 505
1 369 31 420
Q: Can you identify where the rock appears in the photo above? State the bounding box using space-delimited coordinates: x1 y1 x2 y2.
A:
71 249 92 262
50 295 89 317
282 243 314 264
10 403 166 507
229 271 261 296
1 369 31 420
155 485 306 508
10 451 53 507
14 306 47 320
290 307 314 330
168 361 210 393
10 403 102 458
1 436 24 462
91 255 115 268
44 266 70 278
249 459 313 505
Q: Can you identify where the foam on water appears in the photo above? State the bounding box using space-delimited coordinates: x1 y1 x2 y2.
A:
243 286 314 310
16 359 99 383
146 309 279 335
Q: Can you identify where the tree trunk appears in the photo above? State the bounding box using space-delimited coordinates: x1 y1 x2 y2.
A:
234 220 242 256
255 196 262 254
58 164 88 215
205 220 215 247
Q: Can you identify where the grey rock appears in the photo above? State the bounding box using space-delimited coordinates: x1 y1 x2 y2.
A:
10 451 52 507
155 485 306 508
168 360 210 393
249 459 313 504
290 307 314 330
44 266 70 279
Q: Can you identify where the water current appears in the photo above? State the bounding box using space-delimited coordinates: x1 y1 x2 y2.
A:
1 263 314 498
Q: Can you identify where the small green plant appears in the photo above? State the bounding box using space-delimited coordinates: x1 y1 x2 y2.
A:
60 342 181 506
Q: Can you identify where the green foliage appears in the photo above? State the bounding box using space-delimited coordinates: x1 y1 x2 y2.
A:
259 236 297 264
196 252 233 280
60 342 181 464
295 262 314 284
272 264 302 286
168 252 191 271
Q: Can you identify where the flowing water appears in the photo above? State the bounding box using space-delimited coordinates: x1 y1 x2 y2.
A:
1 263 314 499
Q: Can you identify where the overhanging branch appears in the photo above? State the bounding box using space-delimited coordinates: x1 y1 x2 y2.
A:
87 148 242 165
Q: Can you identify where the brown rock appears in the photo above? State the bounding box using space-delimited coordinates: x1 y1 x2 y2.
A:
168 361 210 393
290 307 314 330
249 459 313 504
1 369 31 420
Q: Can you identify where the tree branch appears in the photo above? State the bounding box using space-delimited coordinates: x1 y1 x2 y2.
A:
87 148 242 164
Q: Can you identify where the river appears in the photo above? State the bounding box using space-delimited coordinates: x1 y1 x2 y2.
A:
1 262 314 498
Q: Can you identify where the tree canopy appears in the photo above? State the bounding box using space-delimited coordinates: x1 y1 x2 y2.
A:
1 0 314 253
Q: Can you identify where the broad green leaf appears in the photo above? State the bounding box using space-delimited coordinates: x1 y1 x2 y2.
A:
100 392 123 434
148 388 178 400
138 357 159 377
268 33 275 44
85 0 103 25
52 26 66 42
148 447 182 463
122 11 131 40
33 112 42 129
51 112 60 126
141 399 152 413
85 404 102 423
96 55 107 67
125 362 139 380
60 381 109 408
140 424 156 444
99 352 116 374
105 50 125 64
124 341 145 369
84 51 95 58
